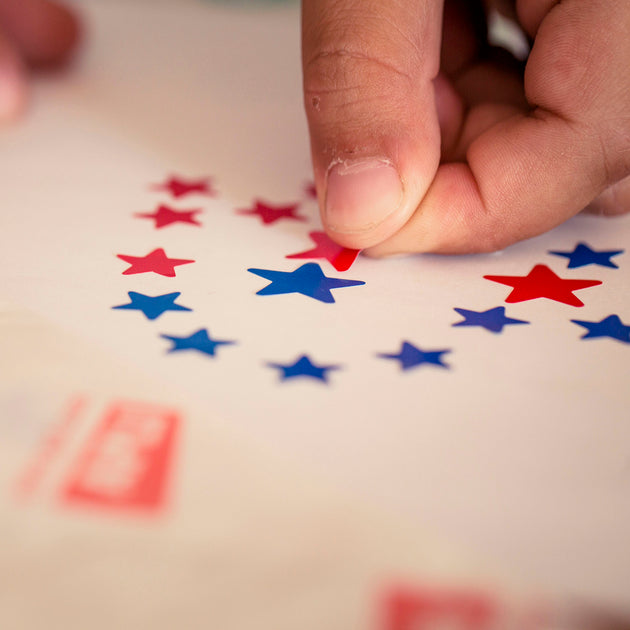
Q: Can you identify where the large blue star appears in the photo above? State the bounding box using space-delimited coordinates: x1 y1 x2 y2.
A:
161 328 236 356
247 262 365 303
452 306 529 333
267 354 340 383
112 291 192 320
378 341 451 370
570 314 630 343
549 242 624 268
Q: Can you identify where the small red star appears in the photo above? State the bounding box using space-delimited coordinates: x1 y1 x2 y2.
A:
134 204 202 229
152 176 215 199
484 264 602 307
286 230 360 271
117 248 195 277
237 199 306 225
304 181 317 199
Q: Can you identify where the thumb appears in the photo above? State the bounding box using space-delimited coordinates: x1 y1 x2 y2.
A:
302 0 444 249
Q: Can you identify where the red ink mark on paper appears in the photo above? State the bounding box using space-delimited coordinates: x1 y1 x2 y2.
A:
135 204 202 229
117 248 194 277
152 176 215 199
286 230 360 271
15 395 87 499
60 401 180 514
484 264 602 307
384 588 497 630
237 199 306 225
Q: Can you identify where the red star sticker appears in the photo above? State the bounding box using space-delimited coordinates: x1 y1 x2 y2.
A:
237 199 306 225
304 181 317 199
484 264 602 307
286 230 360 271
134 204 202 229
117 248 195 277
152 176 215 199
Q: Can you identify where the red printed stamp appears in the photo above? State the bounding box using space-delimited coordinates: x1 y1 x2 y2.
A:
384 587 498 630
60 401 179 514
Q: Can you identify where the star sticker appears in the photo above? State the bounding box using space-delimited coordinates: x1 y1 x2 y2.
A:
117 248 195 277
267 354 340 383
484 264 601 307
152 176 215 198
571 314 630 343
112 292 192 320
377 341 451 370
549 242 624 268
286 231 361 272
247 262 365 303
304 181 317 199
452 306 529 333
134 204 202 229
237 199 306 225
161 328 236 356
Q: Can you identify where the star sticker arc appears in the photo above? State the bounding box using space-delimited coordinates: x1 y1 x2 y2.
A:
237 199 307 225
549 242 624 269
570 314 630 343
134 204 203 229
247 262 365 303
484 264 602 307
117 248 195 277
151 176 215 199
378 341 451 370
267 354 341 383
452 306 530 333
112 291 192 320
160 328 236 357
286 230 361 272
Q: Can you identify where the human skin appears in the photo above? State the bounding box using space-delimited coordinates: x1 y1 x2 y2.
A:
302 0 630 255
2 0 628 256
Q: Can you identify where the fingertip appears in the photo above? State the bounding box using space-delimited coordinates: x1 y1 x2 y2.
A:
323 157 406 249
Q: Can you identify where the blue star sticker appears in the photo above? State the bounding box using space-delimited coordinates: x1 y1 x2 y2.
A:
378 341 451 370
247 262 365 303
112 291 192 320
161 328 236 356
570 314 630 343
452 306 529 333
267 354 340 383
549 242 624 268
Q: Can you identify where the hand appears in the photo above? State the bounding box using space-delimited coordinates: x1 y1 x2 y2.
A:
302 0 630 255
0 0 79 120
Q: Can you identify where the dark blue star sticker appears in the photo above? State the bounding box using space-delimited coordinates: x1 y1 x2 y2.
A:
452 306 529 333
112 291 192 320
161 328 236 356
570 314 630 343
267 354 340 383
378 341 451 370
247 262 365 303
549 242 624 268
